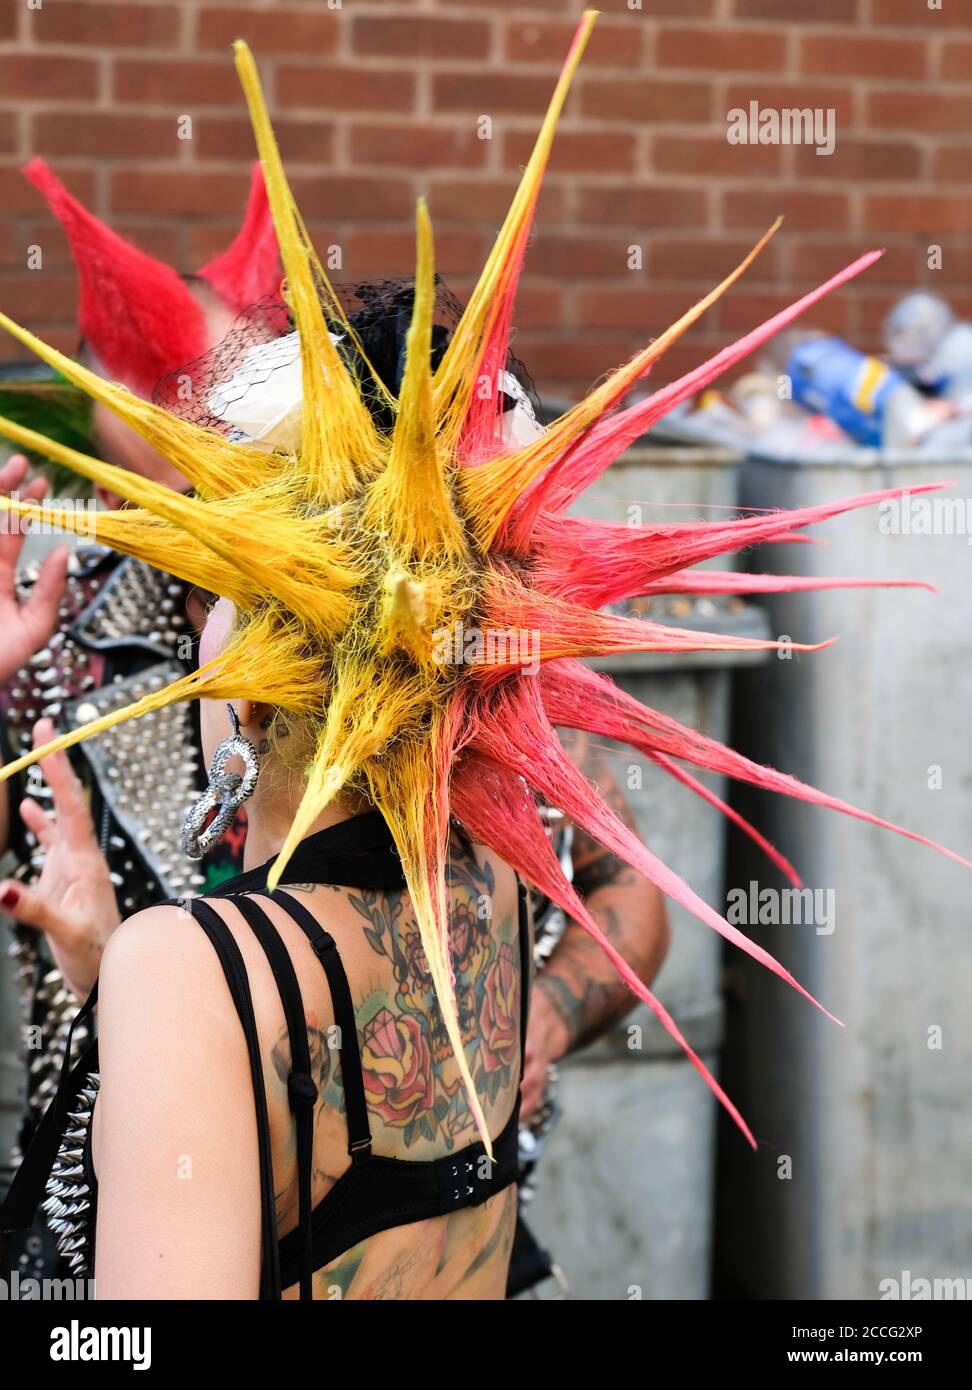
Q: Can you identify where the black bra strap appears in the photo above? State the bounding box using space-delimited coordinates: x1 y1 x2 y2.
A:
267 889 374 1160
188 900 282 1302
516 878 531 1085
228 894 317 1302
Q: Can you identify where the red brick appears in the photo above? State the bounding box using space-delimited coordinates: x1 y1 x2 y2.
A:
506 20 644 68
433 72 555 118
0 224 18 267
278 64 416 115
800 33 927 79
791 138 923 182
350 123 488 171
192 116 336 166
426 177 564 224
724 82 855 129
941 42 972 81
442 0 570 9
514 333 637 390
352 16 490 61
933 144 972 183
341 227 489 279
20 219 73 269
581 78 712 124
185 222 246 268
32 111 177 161
650 236 784 284
723 188 850 231
0 326 76 362
734 0 859 20
287 175 415 224
445 0 571 9
1 163 95 214
532 233 636 280
913 245 972 289
658 26 786 72
111 222 183 266
864 194 972 235
0 273 82 322
33 2 174 48
599 0 714 13
112 60 242 107
855 291 902 337
871 0 972 27
575 285 713 332
0 111 16 157
0 55 98 102
196 7 339 55
504 128 637 175
108 170 251 217
655 132 783 177
575 183 708 230
720 288 849 335
787 239 918 286
513 282 565 330
650 336 729 387
867 90 972 135
0 5 15 42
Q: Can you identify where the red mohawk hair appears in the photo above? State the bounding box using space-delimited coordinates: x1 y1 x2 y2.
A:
200 161 282 312
22 159 280 395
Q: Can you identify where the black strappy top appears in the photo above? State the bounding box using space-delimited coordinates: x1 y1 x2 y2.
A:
1 812 530 1300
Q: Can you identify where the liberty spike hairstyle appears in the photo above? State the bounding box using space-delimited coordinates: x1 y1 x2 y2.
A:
0 11 967 1151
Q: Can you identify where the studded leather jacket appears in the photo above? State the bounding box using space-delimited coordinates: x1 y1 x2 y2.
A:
0 544 240 1282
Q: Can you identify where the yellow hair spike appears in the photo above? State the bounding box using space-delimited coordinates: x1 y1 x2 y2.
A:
365 199 467 562
432 8 597 449
0 309 261 500
234 40 383 504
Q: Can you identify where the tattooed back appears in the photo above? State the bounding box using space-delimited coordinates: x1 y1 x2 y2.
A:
227 828 526 1299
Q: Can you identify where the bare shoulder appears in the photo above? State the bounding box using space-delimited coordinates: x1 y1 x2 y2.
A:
98 900 237 1018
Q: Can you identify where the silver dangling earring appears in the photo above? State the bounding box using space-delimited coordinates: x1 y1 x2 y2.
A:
181 704 260 861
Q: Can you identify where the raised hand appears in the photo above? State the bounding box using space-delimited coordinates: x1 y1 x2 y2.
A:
0 453 69 686
0 718 121 1001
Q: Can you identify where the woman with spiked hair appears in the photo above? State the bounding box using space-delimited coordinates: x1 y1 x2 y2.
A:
0 13 967 1298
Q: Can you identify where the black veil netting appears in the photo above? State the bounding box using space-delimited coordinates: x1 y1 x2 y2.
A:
153 274 542 440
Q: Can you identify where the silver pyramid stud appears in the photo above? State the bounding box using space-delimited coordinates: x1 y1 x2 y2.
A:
43 1068 100 1276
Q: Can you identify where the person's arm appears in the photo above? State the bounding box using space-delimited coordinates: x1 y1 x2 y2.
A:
0 453 69 861
0 718 120 999
92 904 262 1299
520 729 670 1119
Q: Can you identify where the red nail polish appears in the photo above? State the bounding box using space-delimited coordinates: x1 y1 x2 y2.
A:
1 888 19 909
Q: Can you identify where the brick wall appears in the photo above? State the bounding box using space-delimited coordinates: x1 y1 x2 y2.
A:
1 0 971 404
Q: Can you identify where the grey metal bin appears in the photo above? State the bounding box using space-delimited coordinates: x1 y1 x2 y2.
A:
716 446 972 1301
